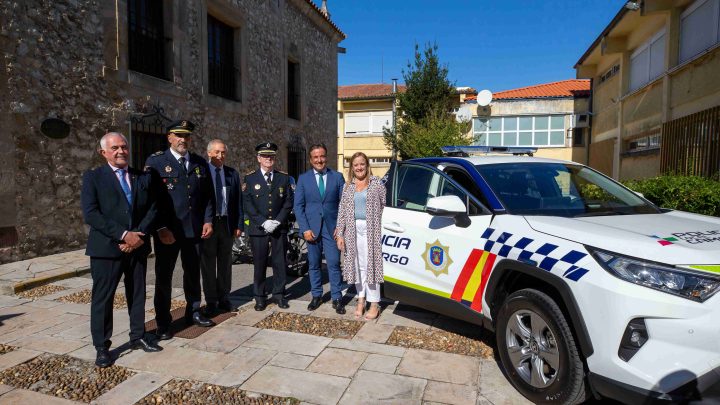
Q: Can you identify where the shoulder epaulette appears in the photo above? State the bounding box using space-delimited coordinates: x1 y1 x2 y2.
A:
276 170 287 175
152 150 164 156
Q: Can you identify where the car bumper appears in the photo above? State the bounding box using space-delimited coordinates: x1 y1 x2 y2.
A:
589 368 720 404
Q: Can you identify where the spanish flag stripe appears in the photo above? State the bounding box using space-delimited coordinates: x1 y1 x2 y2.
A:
462 251 489 302
471 253 498 311
451 249 483 301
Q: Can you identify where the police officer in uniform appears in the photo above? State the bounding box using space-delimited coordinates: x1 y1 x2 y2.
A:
243 142 293 311
145 120 215 339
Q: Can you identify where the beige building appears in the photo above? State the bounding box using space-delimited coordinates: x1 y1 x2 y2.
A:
0 0 344 263
337 84 405 179
466 80 591 163
336 84 479 179
575 0 720 180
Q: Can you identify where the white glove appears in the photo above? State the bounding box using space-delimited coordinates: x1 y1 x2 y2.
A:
261 220 274 233
265 220 280 233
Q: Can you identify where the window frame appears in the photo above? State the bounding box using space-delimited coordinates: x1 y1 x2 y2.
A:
628 27 666 92
207 14 239 101
679 0 720 63
473 115 567 148
127 0 170 80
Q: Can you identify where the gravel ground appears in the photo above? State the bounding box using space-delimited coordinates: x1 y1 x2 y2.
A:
255 313 364 339
56 289 128 309
147 299 187 315
0 344 15 355
16 284 67 299
0 354 134 403
387 326 495 359
136 379 299 405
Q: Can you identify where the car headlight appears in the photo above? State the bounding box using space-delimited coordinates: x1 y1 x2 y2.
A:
589 248 720 302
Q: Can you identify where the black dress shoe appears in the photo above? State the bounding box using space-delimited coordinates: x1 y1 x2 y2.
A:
204 302 218 317
155 328 173 340
273 298 289 309
95 348 112 368
254 300 267 311
332 299 346 315
307 296 322 311
130 338 163 352
218 300 235 312
190 310 215 327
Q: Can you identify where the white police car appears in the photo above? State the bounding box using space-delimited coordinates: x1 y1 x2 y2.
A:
381 146 720 404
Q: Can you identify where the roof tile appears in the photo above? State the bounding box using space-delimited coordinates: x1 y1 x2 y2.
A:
338 84 406 100
489 79 590 100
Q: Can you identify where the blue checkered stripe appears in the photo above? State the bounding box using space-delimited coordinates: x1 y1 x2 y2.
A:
480 228 590 281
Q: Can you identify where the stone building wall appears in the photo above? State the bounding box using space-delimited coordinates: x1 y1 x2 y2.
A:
0 0 344 263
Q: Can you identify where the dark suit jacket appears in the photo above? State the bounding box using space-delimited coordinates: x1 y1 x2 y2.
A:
81 165 158 258
208 163 244 235
242 169 293 236
145 150 214 239
294 168 345 239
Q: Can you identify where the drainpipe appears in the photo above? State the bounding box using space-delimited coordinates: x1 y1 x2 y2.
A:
391 78 398 161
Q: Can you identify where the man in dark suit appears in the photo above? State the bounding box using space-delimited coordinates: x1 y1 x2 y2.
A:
242 142 293 311
200 139 244 315
144 120 215 339
294 143 346 314
81 132 163 368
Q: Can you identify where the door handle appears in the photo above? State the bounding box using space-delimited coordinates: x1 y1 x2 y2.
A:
383 222 405 233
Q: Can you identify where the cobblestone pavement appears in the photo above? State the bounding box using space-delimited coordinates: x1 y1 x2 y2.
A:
0 250 535 404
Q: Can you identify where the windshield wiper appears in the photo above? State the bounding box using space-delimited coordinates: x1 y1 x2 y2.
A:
573 211 629 218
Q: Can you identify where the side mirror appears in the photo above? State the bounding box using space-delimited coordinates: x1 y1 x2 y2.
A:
426 195 471 228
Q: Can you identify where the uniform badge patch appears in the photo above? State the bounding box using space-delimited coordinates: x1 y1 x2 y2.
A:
254 184 261 190
165 165 172 173
422 239 454 278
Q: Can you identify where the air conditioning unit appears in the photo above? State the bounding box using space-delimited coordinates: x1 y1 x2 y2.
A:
477 105 491 117
572 113 589 128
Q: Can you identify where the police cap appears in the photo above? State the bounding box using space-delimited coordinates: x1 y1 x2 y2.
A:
167 120 196 135
256 142 278 156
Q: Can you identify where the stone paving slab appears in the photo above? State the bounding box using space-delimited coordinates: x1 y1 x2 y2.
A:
353 322 395 343
338 369 427 405
328 336 406 357
0 385 12 396
478 359 532 404
11 335 87 355
90 372 172 405
423 380 478 405
0 349 42 372
208 346 276 387
241 365 350 405
226 306 272 326
268 352 315 370
0 387 84 404
397 348 479 386
376 308 436 329
306 347 368 378
185 324 259 353
20 299 64 309
116 346 232 380
360 353 401 374
243 329 332 357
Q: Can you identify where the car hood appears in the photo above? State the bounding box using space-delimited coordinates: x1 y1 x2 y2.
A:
525 210 720 266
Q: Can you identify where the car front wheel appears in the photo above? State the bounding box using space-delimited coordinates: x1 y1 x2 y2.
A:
496 289 587 404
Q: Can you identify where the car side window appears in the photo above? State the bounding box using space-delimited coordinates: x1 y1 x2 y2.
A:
394 165 439 211
439 178 483 216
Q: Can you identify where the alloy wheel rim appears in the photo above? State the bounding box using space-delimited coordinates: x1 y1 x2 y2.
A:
505 309 560 388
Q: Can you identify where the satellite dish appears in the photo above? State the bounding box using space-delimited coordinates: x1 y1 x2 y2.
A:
477 89 493 107
455 105 473 122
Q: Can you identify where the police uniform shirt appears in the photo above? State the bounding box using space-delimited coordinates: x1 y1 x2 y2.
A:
169 148 189 171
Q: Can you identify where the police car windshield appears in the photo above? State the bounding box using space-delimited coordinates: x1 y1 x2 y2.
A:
474 163 661 217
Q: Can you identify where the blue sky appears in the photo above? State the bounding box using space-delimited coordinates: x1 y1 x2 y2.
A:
328 0 626 92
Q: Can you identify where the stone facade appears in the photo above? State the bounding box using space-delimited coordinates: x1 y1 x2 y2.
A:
0 0 344 263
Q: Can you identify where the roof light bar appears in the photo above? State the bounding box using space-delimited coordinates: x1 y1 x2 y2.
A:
440 146 537 157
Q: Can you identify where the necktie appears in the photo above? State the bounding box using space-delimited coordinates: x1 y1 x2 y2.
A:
265 171 272 186
117 169 132 206
318 172 325 199
178 156 187 175
215 167 224 216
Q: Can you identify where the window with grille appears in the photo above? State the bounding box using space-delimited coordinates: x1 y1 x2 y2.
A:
472 115 567 147
288 60 301 120
208 15 238 100
128 0 168 79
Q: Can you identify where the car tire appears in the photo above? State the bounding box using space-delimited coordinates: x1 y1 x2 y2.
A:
496 289 587 405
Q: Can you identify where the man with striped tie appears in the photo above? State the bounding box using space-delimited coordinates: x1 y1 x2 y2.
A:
81 132 163 368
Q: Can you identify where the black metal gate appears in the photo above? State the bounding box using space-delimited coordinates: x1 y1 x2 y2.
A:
129 106 174 169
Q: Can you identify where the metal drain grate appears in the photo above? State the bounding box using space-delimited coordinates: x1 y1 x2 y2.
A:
144 307 236 339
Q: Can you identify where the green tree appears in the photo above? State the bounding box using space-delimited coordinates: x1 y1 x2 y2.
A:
384 43 471 159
